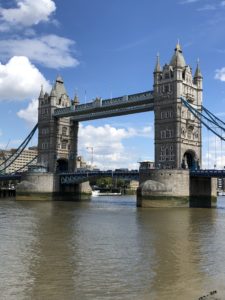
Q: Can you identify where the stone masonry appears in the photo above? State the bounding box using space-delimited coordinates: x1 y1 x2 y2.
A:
153 43 203 170
37 76 79 173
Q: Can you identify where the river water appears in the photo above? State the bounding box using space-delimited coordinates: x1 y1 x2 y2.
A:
0 195 225 300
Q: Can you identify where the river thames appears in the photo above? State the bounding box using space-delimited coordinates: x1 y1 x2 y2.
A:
0 195 224 300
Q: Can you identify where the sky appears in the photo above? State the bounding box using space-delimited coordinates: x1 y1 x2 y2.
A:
0 0 225 169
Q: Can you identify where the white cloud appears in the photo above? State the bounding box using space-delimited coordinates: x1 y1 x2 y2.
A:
0 56 50 101
17 99 38 124
215 67 225 82
78 124 153 169
0 35 78 69
197 4 216 11
17 105 153 168
202 134 225 169
0 0 56 28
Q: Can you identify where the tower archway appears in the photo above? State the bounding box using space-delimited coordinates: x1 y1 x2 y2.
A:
182 150 198 170
56 158 68 172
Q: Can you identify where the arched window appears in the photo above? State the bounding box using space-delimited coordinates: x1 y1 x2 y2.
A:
62 127 67 136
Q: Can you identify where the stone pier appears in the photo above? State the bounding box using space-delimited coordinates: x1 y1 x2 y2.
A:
137 169 217 208
16 172 91 201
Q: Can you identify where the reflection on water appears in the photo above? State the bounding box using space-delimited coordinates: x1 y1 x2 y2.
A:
0 196 225 299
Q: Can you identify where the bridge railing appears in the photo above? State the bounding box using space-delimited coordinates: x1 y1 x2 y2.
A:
190 169 225 177
60 169 139 185
53 91 153 117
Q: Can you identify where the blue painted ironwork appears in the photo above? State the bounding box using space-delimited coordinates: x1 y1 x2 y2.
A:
53 91 154 121
0 124 38 173
180 97 225 140
190 169 225 178
0 174 21 181
60 170 139 185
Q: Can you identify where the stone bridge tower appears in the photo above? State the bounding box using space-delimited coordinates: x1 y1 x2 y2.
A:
37 76 79 173
153 43 203 170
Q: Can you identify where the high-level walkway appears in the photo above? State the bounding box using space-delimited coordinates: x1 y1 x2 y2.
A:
53 91 154 121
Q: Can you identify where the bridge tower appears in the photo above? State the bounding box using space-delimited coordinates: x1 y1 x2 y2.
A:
153 43 203 170
37 76 78 173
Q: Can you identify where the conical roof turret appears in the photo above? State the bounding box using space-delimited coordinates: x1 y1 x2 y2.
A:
73 94 79 105
154 53 161 72
56 75 64 83
50 86 56 97
194 60 203 78
170 42 186 68
54 75 67 100
39 85 44 99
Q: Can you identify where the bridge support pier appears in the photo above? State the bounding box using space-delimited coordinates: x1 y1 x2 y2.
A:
137 169 217 208
68 121 79 172
189 176 217 208
16 172 92 201
137 169 190 207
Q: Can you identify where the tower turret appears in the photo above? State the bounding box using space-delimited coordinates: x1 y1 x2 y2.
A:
154 54 162 90
170 42 186 68
154 53 161 72
38 85 44 101
193 59 203 107
49 86 57 106
194 60 203 89
153 43 202 170
72 94 80 106
37 76 77 172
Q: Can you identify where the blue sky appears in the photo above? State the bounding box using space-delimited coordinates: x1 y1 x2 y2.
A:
0 0 225 169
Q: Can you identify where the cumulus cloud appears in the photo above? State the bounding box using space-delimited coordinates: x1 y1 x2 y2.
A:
0 35 78 69
202 135 225 169
0 56 50 101
78 124 153 169
215 67 225 82
17 99 38 124
17 103 153 168
0 0 56 28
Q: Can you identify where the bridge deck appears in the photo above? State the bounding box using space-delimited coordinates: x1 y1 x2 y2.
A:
60 170 139 185
190 169 225 177
53 91 154 121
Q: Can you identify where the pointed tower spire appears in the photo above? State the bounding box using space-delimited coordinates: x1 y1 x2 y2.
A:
194 59 203 78
39 84 44 99
175 39 182 53
50 86 56 97
154 53 161 72
73 91 79 105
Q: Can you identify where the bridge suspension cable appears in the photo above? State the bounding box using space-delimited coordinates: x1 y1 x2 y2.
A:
0 124 38 173
180 97 225 141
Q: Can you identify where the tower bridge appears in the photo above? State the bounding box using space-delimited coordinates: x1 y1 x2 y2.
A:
37 42 203 174
9 42 222 206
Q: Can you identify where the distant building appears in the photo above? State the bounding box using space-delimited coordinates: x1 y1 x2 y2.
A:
0 147 37 173
76 156 93 170
128 180 139 191
217 178 225 191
